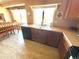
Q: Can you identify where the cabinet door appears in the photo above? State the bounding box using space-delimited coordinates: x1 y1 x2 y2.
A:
59 39 67 59
46 31 62 48
37 29 48 43
31 28 39 41
68 0 79 17
58 37 70 59
31 28 48 44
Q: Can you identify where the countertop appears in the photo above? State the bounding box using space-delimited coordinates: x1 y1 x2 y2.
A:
50 27 79 47
21 25 79 47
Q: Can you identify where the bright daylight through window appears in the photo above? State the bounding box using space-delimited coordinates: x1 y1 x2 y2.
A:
32 4 57 27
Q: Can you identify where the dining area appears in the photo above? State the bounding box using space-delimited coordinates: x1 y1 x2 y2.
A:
0 21 19 39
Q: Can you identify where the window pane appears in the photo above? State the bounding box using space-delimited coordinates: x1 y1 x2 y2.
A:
11 9 21 22
32 8 43 25
20 9 27 25
32 6 56 27
10 9 27 26
43 7 56 26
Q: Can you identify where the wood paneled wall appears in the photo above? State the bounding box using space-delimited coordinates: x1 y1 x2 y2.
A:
53 0 79 28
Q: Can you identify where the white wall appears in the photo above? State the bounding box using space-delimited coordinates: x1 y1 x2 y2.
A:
0 6 11 22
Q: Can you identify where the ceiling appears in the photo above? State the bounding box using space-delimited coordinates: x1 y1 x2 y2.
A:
0 0 12 3
0 0 61 7
0 0 11 3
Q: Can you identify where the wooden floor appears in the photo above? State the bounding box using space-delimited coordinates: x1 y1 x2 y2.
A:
0 30 60 59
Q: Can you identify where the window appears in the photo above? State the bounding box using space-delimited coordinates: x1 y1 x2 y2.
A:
32 8 43 26
43 7 56 26
10 8 27 26
32 5 57 27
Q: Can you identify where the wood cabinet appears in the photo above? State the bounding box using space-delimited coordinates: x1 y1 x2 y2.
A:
67 0 79 18
31 28 62 48
46 31 62 48
58 36 70 59
31 28 48 44
63 0 79 18
60 0 79 18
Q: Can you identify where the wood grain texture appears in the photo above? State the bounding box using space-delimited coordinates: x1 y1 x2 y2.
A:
68 0 79 17
0 33 60 59
31 28 62 48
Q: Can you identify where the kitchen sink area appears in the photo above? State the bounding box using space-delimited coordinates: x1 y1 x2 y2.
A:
29 25 52 30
